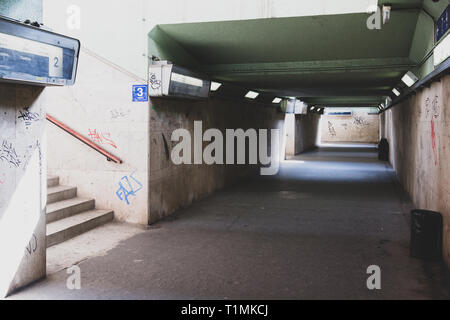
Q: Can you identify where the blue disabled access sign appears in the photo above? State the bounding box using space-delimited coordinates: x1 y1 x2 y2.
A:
132 84 148 102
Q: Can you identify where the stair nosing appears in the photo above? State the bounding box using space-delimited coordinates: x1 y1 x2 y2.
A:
46 209 114 235
46 209 114 248
46 197 95 214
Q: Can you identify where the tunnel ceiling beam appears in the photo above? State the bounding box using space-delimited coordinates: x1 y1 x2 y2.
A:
148 1 444 105
201 58 416 77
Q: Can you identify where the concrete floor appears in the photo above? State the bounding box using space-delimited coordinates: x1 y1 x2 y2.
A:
10 146 450 299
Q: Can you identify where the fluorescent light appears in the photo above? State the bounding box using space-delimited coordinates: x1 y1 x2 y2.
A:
171 73 203 87
245 91 259 99
210 81 222 91
401 71 418 87
392 88 401 96
272 97 282 104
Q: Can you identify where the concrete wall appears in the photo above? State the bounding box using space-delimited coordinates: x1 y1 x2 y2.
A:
46 49 150 225
0 84 47 297
0 0 46 298
381 74 450 266
321 110 379 143
149 98 285 223
285 113 320 157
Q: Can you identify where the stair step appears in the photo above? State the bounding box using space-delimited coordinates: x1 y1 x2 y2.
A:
46 197 96 223
47 185 77 204
47 175 59 188
46 209 114 248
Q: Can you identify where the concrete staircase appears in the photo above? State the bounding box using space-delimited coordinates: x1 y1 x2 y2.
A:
46 175 114 248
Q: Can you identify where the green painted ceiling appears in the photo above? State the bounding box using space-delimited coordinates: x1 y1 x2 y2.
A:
149 0 449 107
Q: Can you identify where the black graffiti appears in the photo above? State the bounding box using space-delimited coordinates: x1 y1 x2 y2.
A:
18 108 40 127
432 95 440 119
149 73 162 89
110 108 130 119
25 233 38 255
0 140 21 168
353 116 368 126
424 95 440 120
328 121 336 136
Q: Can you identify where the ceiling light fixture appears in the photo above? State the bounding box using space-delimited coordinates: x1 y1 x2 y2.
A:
401 71 419 87
392 88 401 96
210 81 222 91
272 97 282 104
245 91 259 99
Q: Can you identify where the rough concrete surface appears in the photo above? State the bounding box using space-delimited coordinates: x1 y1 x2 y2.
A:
0 84 47 297
321 110 379 143
150 97 285 224
9 146 450 300
381 74 450 266
285 113 320 157
46 222 145 274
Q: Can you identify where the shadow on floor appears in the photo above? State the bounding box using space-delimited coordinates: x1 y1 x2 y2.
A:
9 146 450 300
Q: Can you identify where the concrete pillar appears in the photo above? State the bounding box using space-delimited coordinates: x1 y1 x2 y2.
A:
0 84 47 297
285 113 320 158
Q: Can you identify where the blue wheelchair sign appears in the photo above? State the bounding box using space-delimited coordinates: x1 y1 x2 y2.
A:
132 85 148 102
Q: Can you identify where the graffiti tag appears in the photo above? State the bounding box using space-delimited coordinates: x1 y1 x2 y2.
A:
116 171 143 205
88 129 117 149
0 140 21 168
18 108 40 127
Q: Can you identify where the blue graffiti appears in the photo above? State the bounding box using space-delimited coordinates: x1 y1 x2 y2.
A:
115 171 143 205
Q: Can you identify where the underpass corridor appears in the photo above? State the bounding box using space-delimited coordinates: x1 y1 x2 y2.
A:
1 0 450 302
10 145 450 300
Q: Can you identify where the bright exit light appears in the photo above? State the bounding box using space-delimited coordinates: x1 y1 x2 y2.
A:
392 88 401 96
245 91 259 99
171 73 203 87
272 97 282 104
210 81 222 91
401 71 418 87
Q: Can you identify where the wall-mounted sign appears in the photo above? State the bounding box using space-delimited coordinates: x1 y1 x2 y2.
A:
436 5 449 42
0 16 80 86
148 61 210 99
327 112 353 116
132 85 148 102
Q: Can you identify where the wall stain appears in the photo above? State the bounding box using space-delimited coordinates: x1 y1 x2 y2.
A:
431 119 438 166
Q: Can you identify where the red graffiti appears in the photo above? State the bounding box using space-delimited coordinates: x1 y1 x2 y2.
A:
88 129 117 149
0 173 5 184
431 119 438 166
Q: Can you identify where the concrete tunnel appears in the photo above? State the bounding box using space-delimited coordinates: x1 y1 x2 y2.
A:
1 0 450 302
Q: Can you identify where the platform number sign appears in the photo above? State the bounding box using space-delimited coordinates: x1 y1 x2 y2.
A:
132 85 148 102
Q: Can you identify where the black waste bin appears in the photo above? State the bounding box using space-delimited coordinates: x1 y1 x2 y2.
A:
378 138 389 161
410 210 443 260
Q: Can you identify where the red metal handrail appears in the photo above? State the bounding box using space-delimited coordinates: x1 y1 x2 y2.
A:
46 114 123 164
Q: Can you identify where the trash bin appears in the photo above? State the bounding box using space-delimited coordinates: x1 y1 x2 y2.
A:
410 210 443 260
378 138 389 161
